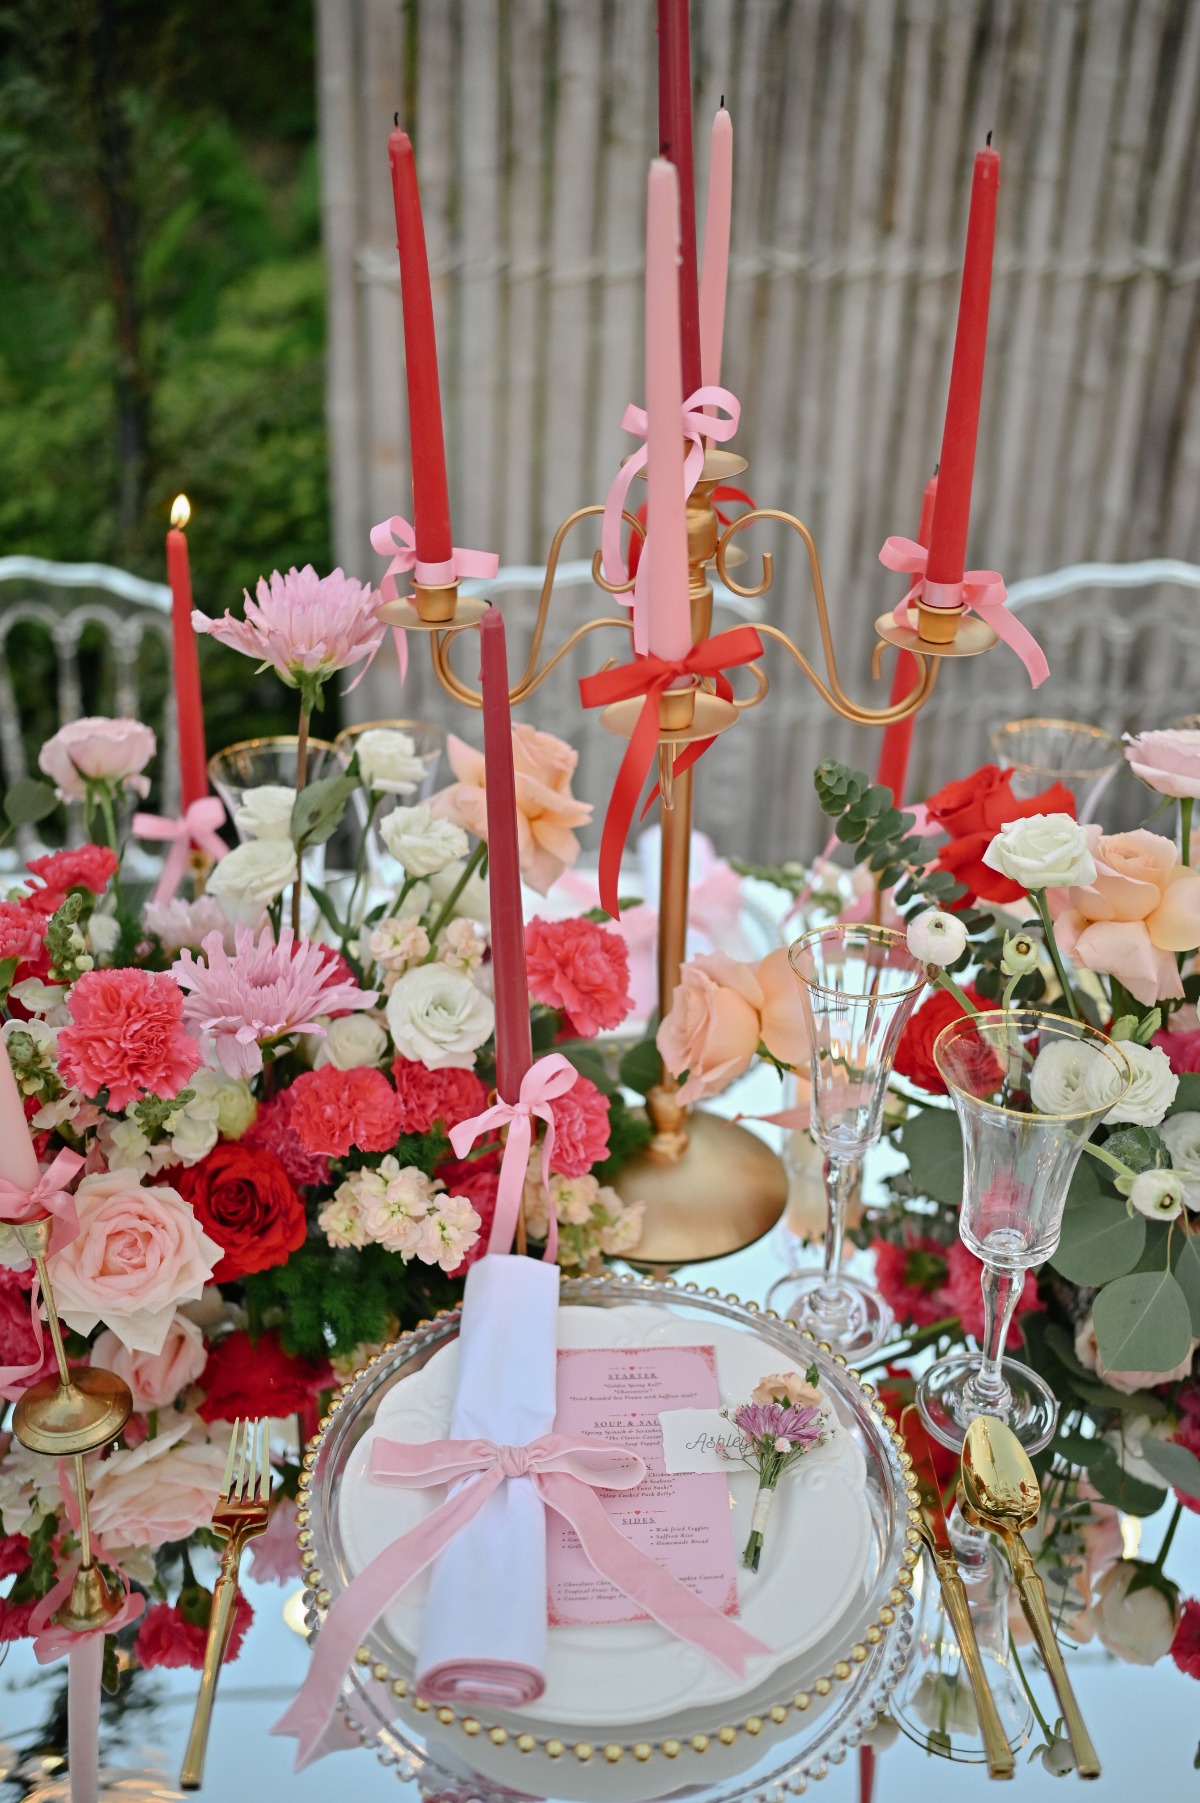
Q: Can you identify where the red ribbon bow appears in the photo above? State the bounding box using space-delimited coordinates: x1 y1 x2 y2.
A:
579 626 764 919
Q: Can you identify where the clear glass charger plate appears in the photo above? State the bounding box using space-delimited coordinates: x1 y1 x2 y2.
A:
297 1271 919 1803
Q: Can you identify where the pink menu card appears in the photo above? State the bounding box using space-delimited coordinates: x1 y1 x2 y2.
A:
546 1344 739 1626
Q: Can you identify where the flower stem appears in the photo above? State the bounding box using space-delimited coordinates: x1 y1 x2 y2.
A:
932 971 980 1018
292 703 310 938
424 839 487 952
1009 1632 1055 1743
1153 1500 1183 1575
1182 798 1193 869
857 1315 962 1372
1032 890 1081 1021
1081 1139 1135 1182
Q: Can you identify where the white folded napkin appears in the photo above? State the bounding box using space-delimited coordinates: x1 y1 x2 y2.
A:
415 1253 560 1705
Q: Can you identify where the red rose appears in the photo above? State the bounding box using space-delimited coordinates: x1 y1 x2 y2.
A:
941 1237 1040 1344
168 1143 306 1280
1172 1597 1200 1680
134 1593 253 1670
391 1059 488 1135
197 1327 330 1424
893 983 988 1094
25 844 119 911
925 764 1076 904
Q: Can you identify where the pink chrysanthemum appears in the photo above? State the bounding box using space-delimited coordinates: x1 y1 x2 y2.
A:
171 924 379 1079
288 1065 404 1158
733 1400 825 1449
57 967 201 1111
194 565 384 700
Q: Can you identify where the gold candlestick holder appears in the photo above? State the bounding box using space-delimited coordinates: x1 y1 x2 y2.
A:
390 451 997 1268
11 1217 132 1630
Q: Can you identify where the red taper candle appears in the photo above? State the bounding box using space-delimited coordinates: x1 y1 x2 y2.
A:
166 496 208 810
925 142 1000 587
388 126 454 567
656 0 701 396
874 472 938 801
479 608 532 1104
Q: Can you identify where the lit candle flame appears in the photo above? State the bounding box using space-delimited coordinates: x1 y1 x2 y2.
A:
170 494 191 530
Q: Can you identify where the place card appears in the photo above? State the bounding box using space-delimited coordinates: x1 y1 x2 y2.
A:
659 1407 751 1475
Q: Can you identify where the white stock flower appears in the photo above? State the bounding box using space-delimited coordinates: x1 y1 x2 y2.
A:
1093 1041 1177 1127
9 979 68 1024
418 1194 482 1271
428 857 490 924
207 838 298 924
1127 1169 1186 1220
233 784 296 842
386 964 494 1069
367 916 430 984
354 728 428 796
356 1161 437 1255
438 917 485 973
317 1189 372 1250
313 1010 389 1070
379 803 468 877
905 907 967 966
1158 1112 1200 1210
1093 1562 1179 1665
165 1072 223 1165
981 813 1097 892
1029 1040 1110 1115
87 912 120 959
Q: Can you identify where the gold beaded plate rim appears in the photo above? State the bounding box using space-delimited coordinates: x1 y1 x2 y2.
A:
295 1270 919 1768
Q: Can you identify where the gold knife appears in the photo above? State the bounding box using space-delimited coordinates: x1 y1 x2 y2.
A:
899 1406 1015 1779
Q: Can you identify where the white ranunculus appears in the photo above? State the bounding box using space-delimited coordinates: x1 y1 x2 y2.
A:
1093 1561 1179 1665
427 856 490 924
1128 1169 1185 1220
379 803 469 878
313 1010 389 1070
1029 1039 1111 1116
981 812 1097 892
233 784 296 842
9 979 68 1024
1093 1040 1177 1127
207 838 298 924
166 1071 223 1165
1158 1111 1200 1210
355 728 429 796
386 964 494 1069
905 907 967 966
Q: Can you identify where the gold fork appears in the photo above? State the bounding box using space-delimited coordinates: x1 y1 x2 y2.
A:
181 1418 272 1791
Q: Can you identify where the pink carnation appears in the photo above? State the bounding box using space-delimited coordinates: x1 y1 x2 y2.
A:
549 1074 611 1177
0 900 51 969
391 1059 488 1135
0 1535 30 1581
524 915 634 1037
134 1592 253 1670
25 845 118 911
0 1596 39 1642
243 1090 330 1189
287 1065 403 1158
56 967 201 1112
1152 1028 1200 1075
942 1238 1041 1343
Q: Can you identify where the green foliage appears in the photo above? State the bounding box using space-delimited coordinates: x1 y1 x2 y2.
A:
248 1238 460 1362
619 1036 663 1098
593 1091 653 1184
292 771 358 851
4 776 57 827
1136 1435 1200 1500
896 1107 964 1208
1092 1269 1194 1376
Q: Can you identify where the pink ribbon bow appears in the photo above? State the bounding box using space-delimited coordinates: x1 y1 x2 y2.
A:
0 1148 84 1402
272 1430 770 1769
369 514 501 689
448 1053 578 1261
602 385 741 653
132 796 229 906
878 536 1049 688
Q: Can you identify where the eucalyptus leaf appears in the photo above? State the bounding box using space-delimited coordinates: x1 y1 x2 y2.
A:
1050 1191 1146 1285
1169 1072 1200 1116
1092 1269 1194 1375
1103 1125 1171 1175
897 1106 964 1208
1173 1230 1200 1337
619 1036 662 1098
4 776 58 826
1137 1435 1200 1501
557 1042 616 1096
291 772 358 849
1084 1443 1167 1516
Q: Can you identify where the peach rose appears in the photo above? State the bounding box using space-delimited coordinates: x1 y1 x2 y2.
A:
756 945 810 1068
433 726 593 895
657 951 763 1104
38 716 155 802
48 1169 223 1354
92 1311 208 1413
1048 826 1200 1006
88 1416 227 1548
750 1370 823 1408
1074 1310 1199 1395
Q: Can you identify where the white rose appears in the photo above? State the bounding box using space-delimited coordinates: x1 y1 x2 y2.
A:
211 1074 257 1139
1106 1412 1179 1487
355 728 429 796
232 784 296 842
386 964 494 1069
380 803 468 878
905 907 967 966
313 1011 389 1070
207 838 298 924
88 912 120 959
1092 1041 1177 1127
1030 1040 1111 1115
1127 1169 1185 1220
981 813 1097 891
428 856 490 924
1158 1112 1200 1209
1093 1561 1179 1665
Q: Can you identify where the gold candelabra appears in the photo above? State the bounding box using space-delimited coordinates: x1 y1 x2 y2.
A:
379 446 997 1268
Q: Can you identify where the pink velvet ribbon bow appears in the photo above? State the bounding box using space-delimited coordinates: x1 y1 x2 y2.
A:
878 536 1049 688
602 385 741 653
132 796 228 906
0 1148 85 1402
272 1430 771 1770
448 1053 579 1262
369 514 501 687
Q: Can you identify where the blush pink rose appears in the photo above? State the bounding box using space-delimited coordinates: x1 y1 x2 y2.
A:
756 946 810 1068
433 726 593 895
1125 730 1200 800
88 1416 230 1548
657 950 764 1105
92 1311 208 1412
38 716 156 801
48 1169 223 1354
1075 1311 1199 1395
1048 826 1200 1006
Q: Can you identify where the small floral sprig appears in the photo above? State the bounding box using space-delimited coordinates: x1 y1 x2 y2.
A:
722 1368 829 1572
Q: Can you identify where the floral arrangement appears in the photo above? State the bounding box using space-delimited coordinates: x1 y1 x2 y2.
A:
0 564 650 1683
669 727 1200 1695
721 1368 828 1571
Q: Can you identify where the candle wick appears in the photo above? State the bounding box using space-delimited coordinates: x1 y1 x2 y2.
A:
986 129 993 146
394 111 400 127
720 94 725 108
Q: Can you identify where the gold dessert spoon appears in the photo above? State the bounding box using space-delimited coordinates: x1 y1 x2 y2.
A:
959 1415 1100 1780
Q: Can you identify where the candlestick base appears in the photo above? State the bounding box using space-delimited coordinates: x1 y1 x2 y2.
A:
377 595 489 632
874 608 997 658
614 1108 788 1272
13 1368 133 1458
599 690 739 744
55 1560 125 1633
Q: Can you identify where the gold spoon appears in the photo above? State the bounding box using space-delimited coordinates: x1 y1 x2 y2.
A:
960 1415 1100 1780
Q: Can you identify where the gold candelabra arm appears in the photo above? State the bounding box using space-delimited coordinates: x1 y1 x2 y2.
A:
715 506 942 726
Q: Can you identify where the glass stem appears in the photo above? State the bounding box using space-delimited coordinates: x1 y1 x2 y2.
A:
972 1260 1021 1410
819 1154 858 1294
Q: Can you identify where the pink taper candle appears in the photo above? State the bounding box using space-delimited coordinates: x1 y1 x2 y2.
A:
0 1040 39 1192
479 609 533 1104
644 159 693 663
698 105 733 392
